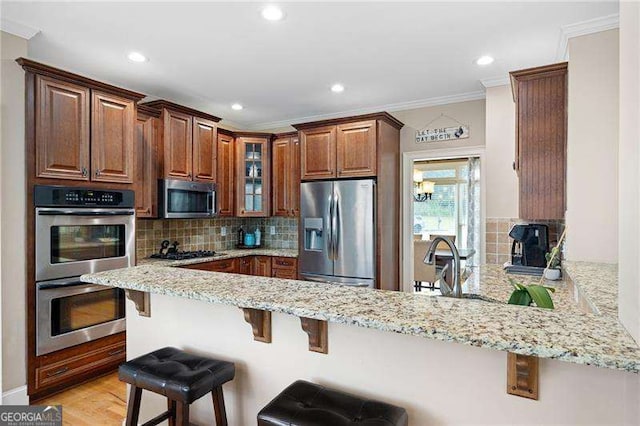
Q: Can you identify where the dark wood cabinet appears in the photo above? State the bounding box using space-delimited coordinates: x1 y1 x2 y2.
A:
193 117 217 182
252 256 272 277
238 257 253 275
35 75 90 180
163 109 193 180
140 100 222 183
235 135 271 217
510 63 567 220
272 133 300 217
300 125 336 180
271 257 298 279
135 106 160 217
337 120 377 178
183 258 238 273
217 131 235 216
91 91 135 183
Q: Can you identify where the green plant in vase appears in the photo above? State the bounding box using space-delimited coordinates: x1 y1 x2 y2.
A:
543 245 562 280
507 278 555 309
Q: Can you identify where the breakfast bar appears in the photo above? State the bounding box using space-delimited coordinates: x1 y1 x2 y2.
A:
81 261 640 425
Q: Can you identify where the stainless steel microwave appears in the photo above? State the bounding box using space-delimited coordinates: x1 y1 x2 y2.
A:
159 179 217 219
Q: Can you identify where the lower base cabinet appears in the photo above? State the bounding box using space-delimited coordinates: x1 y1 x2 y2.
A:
31 333 125 402
271 257 298 279
181 256 298 279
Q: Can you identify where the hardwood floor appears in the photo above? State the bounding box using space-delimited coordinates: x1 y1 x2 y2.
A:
36 372 127 425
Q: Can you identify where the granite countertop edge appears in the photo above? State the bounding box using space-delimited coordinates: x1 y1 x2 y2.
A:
81 264 640 373
137 248 298 267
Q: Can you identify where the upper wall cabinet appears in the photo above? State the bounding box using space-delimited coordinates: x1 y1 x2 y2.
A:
217 131 235 217
235 134 271 217
272 133 300 217
510 62 568 220
20 59 145 184
91 91 135 183
34 75 90 180
140 100 221 183
295 114 397 181
135 105 161 217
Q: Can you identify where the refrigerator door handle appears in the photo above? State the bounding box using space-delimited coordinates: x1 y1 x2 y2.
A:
333 193 340 261
327 193 334 260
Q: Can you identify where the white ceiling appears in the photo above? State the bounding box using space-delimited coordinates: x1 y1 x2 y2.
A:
1 1 618 129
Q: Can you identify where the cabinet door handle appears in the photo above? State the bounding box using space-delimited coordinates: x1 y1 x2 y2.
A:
108 348 125 356
188 173 192 179
46 366 69 377
512 161 516 171
82 167 88 177
95 169 101 177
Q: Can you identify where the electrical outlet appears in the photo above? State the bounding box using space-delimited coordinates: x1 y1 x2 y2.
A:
221 226 227 236
269 226 276 235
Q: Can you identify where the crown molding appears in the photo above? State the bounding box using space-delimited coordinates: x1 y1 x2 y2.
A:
480 76 511 89
1 19 40 40
248 90 485 131
556 13 619 61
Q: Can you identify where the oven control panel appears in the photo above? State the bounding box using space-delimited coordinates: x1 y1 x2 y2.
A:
34 185 135 208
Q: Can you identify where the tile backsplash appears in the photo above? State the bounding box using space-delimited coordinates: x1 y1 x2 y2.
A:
485 218 564 265
136 216 298 260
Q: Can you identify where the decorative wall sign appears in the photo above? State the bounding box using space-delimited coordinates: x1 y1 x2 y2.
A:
415 125 469 143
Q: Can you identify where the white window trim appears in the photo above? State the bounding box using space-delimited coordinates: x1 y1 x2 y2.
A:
401 146 487 293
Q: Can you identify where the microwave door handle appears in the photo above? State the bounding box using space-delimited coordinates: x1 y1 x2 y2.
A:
208 191 216 216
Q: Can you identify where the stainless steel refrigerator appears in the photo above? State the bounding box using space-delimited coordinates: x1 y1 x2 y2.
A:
299 179 375 288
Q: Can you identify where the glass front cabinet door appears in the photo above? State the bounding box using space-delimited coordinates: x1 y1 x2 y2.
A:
235 135 271 217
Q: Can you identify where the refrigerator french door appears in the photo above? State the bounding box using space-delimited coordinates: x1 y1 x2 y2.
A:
299 179 375 288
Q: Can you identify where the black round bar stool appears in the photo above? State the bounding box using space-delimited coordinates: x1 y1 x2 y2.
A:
119 347 235 426
258 380 408 426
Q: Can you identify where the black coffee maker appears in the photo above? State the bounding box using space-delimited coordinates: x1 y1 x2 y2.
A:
509 224 549 268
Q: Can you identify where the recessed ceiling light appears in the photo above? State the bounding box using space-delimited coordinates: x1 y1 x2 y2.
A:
330 83 345 93
127 51 147 63
476 55 494 66
262 5 284 21
231 103 243 111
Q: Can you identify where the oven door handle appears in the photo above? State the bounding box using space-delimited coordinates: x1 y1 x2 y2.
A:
37 210 134 216
38 281 89 290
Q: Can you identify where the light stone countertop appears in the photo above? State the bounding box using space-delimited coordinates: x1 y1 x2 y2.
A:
81 262 640 373
562 261 618 317
137 248 298 267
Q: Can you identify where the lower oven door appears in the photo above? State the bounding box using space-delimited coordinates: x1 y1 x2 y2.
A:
36 277 126 356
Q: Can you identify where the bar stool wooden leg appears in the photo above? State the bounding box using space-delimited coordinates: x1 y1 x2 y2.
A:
212 386 228 426
167 399 177 426
125 386 142 426
175 401 189 426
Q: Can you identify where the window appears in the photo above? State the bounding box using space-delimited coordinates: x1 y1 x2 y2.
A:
413 159 470 249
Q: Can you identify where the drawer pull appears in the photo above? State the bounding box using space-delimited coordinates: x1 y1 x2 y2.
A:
108 348 125 356
276 260 292 266
46 367 69 378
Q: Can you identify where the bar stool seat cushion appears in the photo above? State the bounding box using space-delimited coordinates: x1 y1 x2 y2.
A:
257 380 408 426
119 347 235 404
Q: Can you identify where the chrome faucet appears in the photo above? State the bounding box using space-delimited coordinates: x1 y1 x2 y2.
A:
424 236 463 298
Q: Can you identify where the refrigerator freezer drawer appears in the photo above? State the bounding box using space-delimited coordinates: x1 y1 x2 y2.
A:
300 273 374 288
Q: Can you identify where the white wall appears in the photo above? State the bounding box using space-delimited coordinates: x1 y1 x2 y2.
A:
0 31 27 394
129 295 640 426
485 85 519 219
618 1 640 344
565 30 619 263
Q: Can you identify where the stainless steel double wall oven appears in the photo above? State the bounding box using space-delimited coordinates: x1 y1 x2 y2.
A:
34 185 135 355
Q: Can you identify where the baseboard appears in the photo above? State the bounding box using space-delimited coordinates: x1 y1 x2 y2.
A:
2 385 28 405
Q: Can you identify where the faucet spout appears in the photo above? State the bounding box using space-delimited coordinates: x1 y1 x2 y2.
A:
424 236 463 298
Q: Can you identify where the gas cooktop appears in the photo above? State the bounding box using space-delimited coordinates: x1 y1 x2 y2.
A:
150 250 218 260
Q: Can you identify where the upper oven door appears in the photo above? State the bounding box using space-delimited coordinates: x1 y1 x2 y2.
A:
160 179 217 219
35 207 135 281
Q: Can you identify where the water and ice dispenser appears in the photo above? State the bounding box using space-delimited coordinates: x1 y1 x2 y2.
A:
304 218 324 251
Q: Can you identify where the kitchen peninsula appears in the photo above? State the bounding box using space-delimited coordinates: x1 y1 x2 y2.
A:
81 261 640 425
